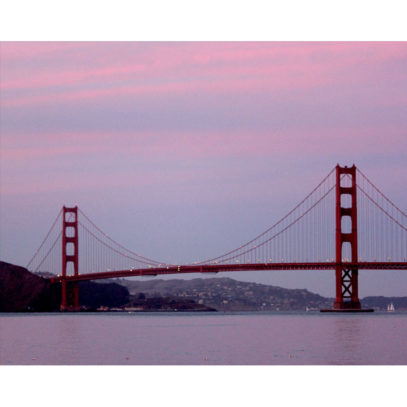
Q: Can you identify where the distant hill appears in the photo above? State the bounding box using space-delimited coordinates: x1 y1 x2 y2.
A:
112 277 333 311
361 296 407 310
108 277 407 311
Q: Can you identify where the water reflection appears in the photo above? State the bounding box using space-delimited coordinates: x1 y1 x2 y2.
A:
328 316 365 364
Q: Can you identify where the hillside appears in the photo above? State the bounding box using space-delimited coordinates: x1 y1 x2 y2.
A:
0 261 58 311
106 277 407 311
0 261 215 312
361 296 407 310
112 277 333 311
0 261 129 311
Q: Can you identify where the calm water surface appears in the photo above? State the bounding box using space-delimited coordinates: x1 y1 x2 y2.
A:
1 312 406 365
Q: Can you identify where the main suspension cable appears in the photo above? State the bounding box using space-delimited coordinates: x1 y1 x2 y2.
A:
218 184 336 263
26 208 63 269
197 166 336 264
78 208 171 266
78 220 170 267
357 185 407 233
357 168 407 219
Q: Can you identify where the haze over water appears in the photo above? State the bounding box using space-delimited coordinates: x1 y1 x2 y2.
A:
1 312 406 365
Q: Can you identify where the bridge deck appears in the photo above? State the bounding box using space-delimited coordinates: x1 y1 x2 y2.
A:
49 262 407 283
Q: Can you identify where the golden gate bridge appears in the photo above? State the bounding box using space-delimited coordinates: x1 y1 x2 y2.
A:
26 165 407 311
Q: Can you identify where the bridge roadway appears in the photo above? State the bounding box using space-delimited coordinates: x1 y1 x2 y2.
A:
49 262 407 283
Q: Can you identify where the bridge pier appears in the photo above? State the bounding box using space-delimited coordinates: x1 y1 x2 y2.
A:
60 279 79 312
334 266 361 310
61 279 67 310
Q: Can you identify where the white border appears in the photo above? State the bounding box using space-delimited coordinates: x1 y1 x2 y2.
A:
0 365 406 407
1 0 407 40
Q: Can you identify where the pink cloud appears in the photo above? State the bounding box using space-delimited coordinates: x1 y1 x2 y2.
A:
2 42 406 109
0 64 387 108
2 144 104 161
1 63 146 91
2 123 405 167
1 166 195 196
1 76 283 108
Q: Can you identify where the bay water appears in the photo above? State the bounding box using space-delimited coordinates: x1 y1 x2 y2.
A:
1 312 406 365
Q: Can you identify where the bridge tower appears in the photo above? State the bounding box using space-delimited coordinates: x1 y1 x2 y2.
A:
334 165 361 310
61 206 79 311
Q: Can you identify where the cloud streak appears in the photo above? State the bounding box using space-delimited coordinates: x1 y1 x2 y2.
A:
2 42 406 108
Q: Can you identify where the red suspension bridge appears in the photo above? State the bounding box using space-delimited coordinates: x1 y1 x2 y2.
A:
27 165 407 311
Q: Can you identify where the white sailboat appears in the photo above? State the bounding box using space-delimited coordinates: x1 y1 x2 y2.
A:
387 303 395 312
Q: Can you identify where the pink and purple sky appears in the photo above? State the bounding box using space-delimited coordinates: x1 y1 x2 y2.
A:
1 42 406 296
